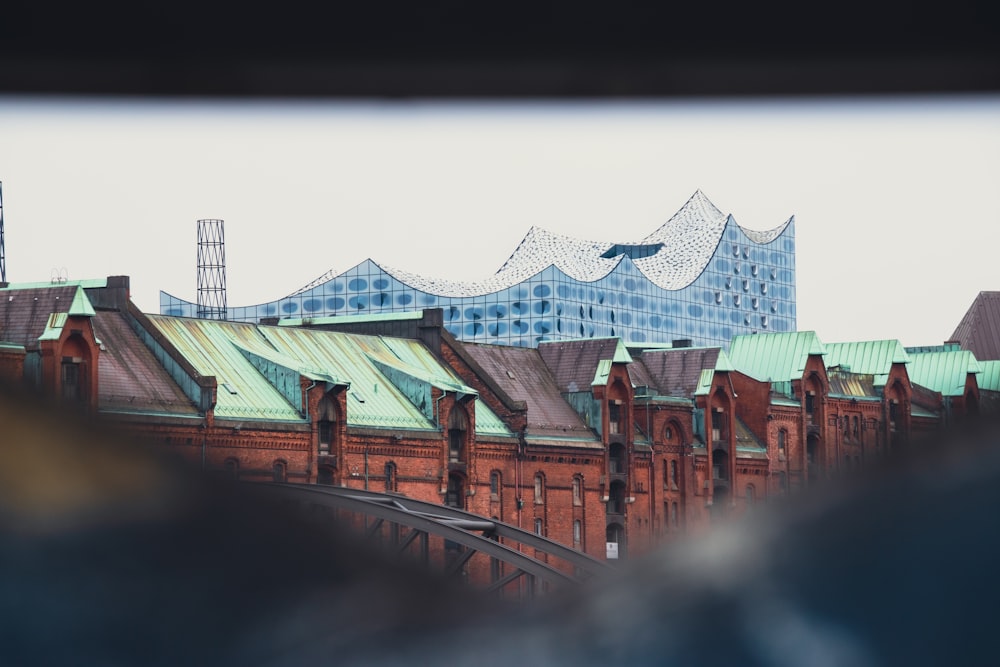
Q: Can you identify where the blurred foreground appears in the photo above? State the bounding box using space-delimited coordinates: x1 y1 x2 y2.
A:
2 383 998 666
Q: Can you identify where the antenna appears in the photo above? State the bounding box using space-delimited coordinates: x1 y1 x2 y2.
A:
0 181 6 283
196 219 227 320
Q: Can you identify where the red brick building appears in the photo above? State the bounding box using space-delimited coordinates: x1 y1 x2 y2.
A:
0 276 983 563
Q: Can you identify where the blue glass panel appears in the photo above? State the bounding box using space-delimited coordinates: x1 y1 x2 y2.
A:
373 278 389 290
281 301 298 314
487 304 507 318
333 282 345 293
630 295 645 309
557 284 570 298
374 293 391 307
533 284 552 298
512 320 529 334
421 294 437 305
264 304 276 315
348 296 368 310
327 297 346 310
464 307 484 320
629 331 646 342
465 322 484 336
620 312 632 326
533 300 551 315
348 278 368 291
396 294 413 305
534 321 552 334
303 299 322 312
444 306 460 321
511 301 527 315
687 305 703 317
649 314 661 328
623 278 637 291
488 322 508 336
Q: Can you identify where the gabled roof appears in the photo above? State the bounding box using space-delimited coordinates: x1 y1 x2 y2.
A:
537 338 632 393
632 346 723 398
0 284 92 349
823 339 910 388
950 291 1000 362
905 348 983 397
462 343 599 446
94 311 199 416
728 331 825 383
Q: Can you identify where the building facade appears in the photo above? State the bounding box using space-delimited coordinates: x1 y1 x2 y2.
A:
160 191 797 349
2 276 983 566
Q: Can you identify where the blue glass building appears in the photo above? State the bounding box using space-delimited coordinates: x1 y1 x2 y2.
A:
160 191 796 349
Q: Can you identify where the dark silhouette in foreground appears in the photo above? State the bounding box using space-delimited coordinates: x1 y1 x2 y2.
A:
2 382 997 666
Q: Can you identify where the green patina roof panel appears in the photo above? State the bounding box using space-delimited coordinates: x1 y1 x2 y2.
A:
146 316 305 421
728 331 825 382
979 360 1000 392
906 349 983 397
823 339 909 388
257 326 438 430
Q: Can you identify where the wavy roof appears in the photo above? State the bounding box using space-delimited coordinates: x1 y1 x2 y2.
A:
374 190 792 297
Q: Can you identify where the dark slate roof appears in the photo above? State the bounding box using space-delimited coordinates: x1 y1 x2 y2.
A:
950 291 1000 362
0 285 80 348
462 342 598 444
536 338 626 393
94 311 199 415
634 347 721 398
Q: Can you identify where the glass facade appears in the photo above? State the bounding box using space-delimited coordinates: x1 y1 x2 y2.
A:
161 192 796 350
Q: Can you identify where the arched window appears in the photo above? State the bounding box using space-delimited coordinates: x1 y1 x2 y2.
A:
777 429 787 456
272 460 286 483
534 518 544 536
572 476 582 506
670 460 679 489
534 473 545 504
853 416 860 437
448 406 469 462
224 458 239 480
671 502 679 527
745 484 755 504
316 395 338 456
384 461 397 492
490 471 501 500
608 400 625 435
573 519 582 548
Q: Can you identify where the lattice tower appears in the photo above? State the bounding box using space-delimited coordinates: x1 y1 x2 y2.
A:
196 219 227 320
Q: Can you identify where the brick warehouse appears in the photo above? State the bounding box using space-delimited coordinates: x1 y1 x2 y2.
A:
0 276 992 564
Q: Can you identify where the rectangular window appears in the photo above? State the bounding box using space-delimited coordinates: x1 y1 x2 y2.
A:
573 520 582 547
572 477 582 505
534 518 544 536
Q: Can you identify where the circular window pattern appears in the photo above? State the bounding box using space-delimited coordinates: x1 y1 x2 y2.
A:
303 299 322 312
373 278 389 290
465 322 485 336
327 297 346 310
348 278 368 291
396 294 413 305
533 284 552 298
348 296 368 310
281 301 298 314
487 304 507 318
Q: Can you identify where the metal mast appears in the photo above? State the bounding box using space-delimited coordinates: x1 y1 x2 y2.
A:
196 219 227 320
0 181 6 283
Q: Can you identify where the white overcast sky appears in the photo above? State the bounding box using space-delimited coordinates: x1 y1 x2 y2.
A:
0 94 998 348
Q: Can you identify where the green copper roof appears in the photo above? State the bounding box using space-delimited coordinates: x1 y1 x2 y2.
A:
278 311 424 327
979 360 1000 392
38 313 68 342
68 285 97 317
0 278 108 291
823 339 909 387
146 316 306 421
905 349 983 397
728 331 825 383
694 368 715 396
